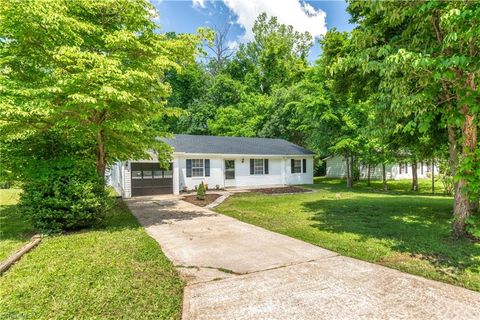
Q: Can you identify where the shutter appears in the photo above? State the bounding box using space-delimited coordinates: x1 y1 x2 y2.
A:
264 159 269 174
303 159 307 173
205 159 210 177
291 159 294 173
186 159 192 177
250 159 254 175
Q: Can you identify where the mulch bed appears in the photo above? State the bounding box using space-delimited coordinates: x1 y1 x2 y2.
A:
182 194 222 207
249 186 311 194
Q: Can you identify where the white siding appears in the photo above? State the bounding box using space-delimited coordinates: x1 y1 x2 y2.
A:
234 157 284 187
173 157 180 195
123 161 131 198
285 157 314 185
358 163 395 180
108 162 123 196
175 156 314 192
177 156 225 193
326 155 440 181
325 156 348 178
107 161 132 198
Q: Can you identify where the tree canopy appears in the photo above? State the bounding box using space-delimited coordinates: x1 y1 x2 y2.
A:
0 0 206 178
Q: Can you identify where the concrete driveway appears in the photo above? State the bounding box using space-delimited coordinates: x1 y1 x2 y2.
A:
127 196 480 320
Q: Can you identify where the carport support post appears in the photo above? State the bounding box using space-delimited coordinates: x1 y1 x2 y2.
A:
173 157 180 195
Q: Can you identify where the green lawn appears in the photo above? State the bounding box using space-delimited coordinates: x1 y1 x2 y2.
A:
215 178 480 291
0 190 183 319
0 189 34 261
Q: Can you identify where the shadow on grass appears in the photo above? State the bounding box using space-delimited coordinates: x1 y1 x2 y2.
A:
0 205 34 242
302 195 480 273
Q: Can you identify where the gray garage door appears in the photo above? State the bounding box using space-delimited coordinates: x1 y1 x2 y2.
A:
131 162 173 196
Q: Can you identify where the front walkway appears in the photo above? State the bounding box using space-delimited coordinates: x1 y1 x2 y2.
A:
127 196 480 320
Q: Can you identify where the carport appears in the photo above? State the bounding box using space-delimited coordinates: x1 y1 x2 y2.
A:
131 162 173 196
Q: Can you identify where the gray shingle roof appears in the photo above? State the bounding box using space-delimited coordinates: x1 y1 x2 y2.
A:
159 134 314 156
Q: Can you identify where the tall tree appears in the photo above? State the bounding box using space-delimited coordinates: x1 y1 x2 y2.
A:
227 13 312 94
344 0 480 236
209 13 313 139
0 0 205 178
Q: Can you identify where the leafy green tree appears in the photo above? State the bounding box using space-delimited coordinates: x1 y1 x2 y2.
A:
165 71 244 135
303 30 368 188
343 0 479 236
206 13 314 140
0 0 204 179
227 13 312 94
209 93 271 137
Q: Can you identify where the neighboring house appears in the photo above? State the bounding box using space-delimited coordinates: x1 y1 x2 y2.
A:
109 134 314 197
324 155 439 180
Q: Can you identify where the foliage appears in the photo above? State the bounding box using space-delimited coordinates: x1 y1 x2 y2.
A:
196 182 206 200
215 178 480 292
167 12 314 139
19 160 110 233
227 13 312 94
0 0 205 177
0 197 183 319
341 0 480 236
466 215 480 239
438 158 455 196
209 93 271 137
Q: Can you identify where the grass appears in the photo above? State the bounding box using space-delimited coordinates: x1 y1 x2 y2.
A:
215 178 480 292
0 190 183 319
0 189 34 261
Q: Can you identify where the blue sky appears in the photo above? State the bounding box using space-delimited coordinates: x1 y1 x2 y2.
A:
152 0 355 63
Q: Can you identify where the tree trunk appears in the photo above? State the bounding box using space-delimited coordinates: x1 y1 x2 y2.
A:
447 124 460 210
431 157 435 195
452 109 478 237
382 163 388 191
367 164 371 187
352 155 359 182
96 129 106 178
411 161 418 191
346 155 353 188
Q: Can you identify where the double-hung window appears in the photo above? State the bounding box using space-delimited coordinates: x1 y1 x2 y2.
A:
254 159 264 175
250 159 269 175
191 159 204 177
292 160 302 173
186 159 210 177
291 159 307 174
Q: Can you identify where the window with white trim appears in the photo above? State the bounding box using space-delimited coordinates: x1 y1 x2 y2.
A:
293 159 302 173
192 159 204 177
254 159 264 175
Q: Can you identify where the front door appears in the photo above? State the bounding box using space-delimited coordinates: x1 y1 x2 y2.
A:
224 160 235 187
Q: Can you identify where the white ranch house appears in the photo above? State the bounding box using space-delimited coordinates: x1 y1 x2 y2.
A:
324 155 439 180
109 134 314 197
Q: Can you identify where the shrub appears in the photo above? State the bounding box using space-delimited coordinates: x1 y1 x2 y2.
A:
466 215 480 239
20 161 110 233
196 182 206 200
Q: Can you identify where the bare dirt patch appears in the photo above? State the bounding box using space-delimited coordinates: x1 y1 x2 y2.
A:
182 194 222 207
249 186 311 194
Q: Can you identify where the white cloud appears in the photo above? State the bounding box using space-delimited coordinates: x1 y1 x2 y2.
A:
192 0 206 9
222 0 327 41
227 40 239 50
